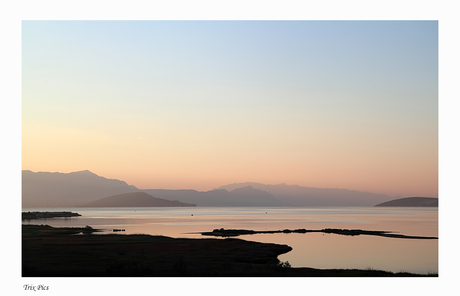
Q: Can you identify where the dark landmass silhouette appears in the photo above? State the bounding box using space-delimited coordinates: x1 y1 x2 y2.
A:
200 228 438 240
22 211 81 220
23 170 396 207
374 197 438 207
22 224 100 236
22 224 436 277
81 192 196 207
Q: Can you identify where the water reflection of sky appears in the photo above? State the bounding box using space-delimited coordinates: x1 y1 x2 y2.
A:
22 207 438 274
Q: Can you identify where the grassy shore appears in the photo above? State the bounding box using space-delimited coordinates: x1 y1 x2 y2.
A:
22 224 437 277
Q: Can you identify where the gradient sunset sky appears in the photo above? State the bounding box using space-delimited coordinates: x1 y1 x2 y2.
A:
22 21 438 197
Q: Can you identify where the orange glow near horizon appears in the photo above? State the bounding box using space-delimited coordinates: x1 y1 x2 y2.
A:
22 125 438 197
22 21 438 198
21 119 438 197
22 116 438 197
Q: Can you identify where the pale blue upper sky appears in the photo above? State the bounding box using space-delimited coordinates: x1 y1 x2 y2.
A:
23 21 438 130
22 21 438 196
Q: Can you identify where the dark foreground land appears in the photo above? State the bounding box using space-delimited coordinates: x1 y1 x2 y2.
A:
22 225 436 277
22 211 81 220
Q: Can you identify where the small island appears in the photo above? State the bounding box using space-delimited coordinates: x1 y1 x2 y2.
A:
22 211 81 221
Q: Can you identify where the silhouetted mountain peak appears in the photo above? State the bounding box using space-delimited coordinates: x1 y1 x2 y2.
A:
71 170 97 176
22 170 140 207
216 182 390 206
231 185 270 194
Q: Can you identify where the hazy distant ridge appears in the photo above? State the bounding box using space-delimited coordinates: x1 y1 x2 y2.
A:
143 183 391 207
22 170 141 207
23 170 392 208
216 182 390 207
142 186 284 207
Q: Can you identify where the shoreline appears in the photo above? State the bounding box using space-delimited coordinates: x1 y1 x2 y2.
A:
22 224 437 277
22 211 81 220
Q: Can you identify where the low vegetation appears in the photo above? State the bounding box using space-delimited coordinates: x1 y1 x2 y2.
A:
22 211 81 221
22 225 436 277
201 228 438 240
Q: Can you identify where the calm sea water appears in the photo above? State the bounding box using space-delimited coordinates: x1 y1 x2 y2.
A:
22 206 438 274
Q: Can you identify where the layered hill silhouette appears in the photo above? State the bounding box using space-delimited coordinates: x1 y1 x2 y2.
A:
215 182 390 207
81 192 196 207
142 186 285 207
374 197 438 207
22 170 140 207
23 170 394 208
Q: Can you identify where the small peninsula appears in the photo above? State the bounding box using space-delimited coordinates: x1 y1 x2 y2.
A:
375 197 438 207
200 228 438 240
22 211 81 221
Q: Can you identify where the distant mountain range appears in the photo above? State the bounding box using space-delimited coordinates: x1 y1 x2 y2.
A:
22 170 420 208
142 186 284 207
215 182 391 207
374 197 438 207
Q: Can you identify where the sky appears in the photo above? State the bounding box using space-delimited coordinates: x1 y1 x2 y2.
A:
21 20 438 197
